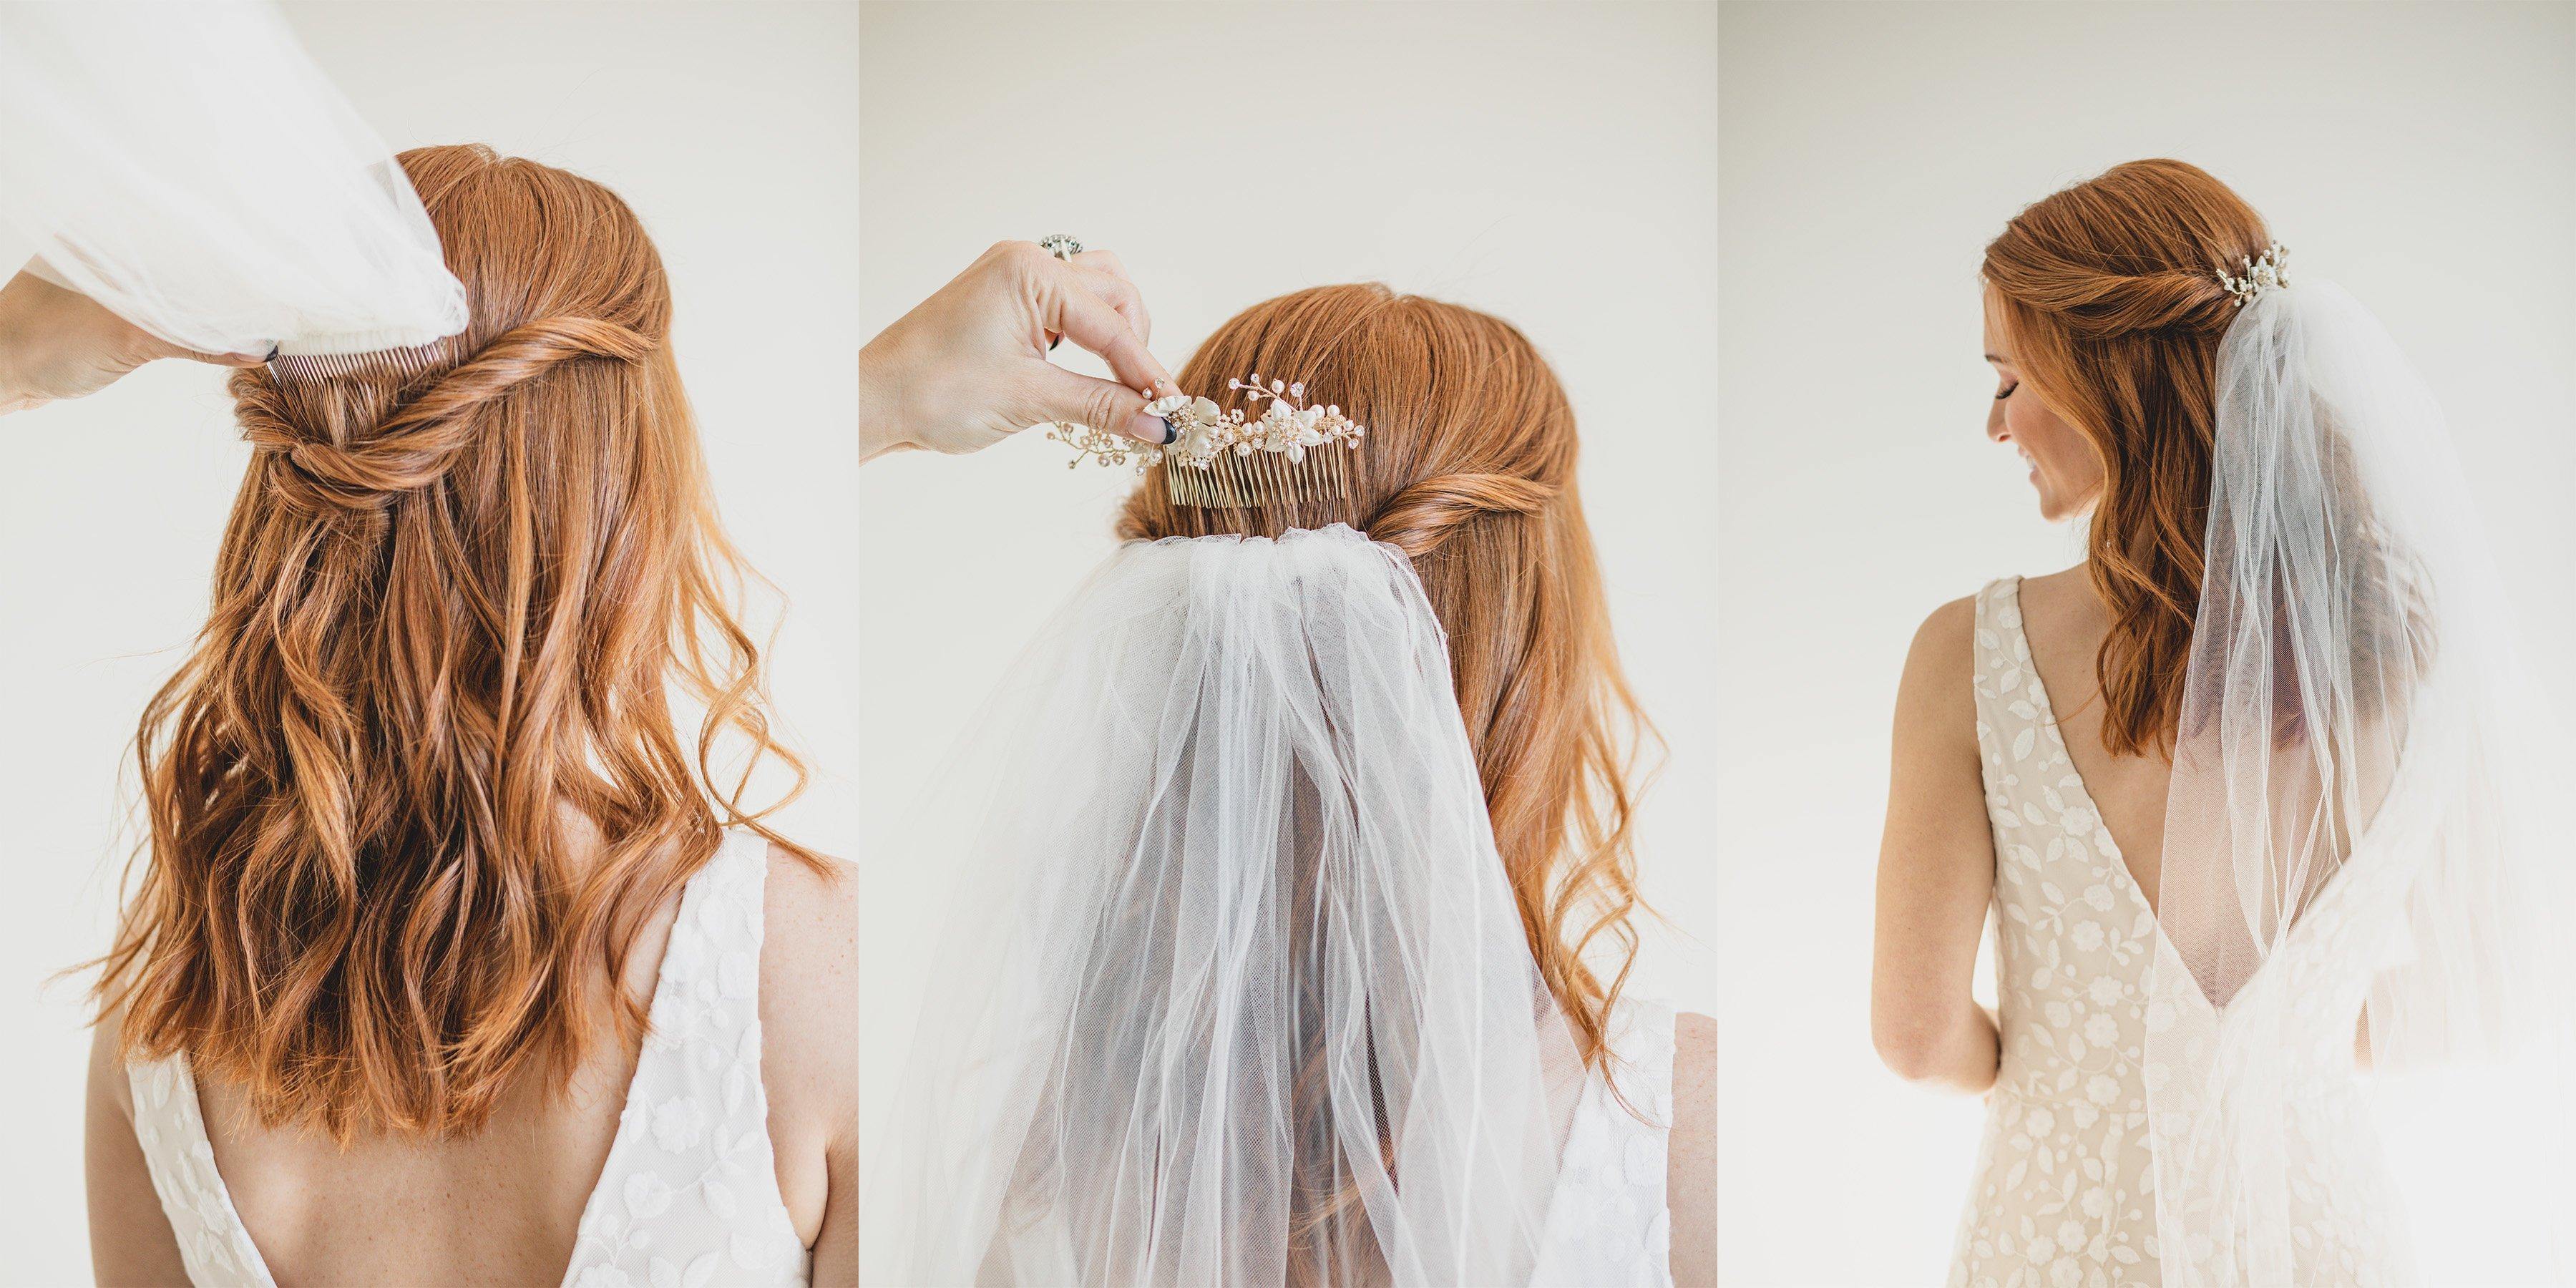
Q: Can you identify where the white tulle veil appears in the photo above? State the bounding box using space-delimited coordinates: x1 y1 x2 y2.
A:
2144 276 2576 1282
0 0 465 356
863 523 1581 1287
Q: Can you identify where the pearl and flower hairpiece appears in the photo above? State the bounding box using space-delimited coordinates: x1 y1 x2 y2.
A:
2218 242 2290 308
1045 373 1367 507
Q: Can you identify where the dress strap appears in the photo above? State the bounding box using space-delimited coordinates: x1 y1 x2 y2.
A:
125 1055 276 1288
1610 997 1679 1118
1968 576 2040 754
1531 997 1677 1287
559 826 809 1286
1969 577 2023 673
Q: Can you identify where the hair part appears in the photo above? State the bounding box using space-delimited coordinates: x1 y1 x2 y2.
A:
97 144 811 1141
1982 158 2270 757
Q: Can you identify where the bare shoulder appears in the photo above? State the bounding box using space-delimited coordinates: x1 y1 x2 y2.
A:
2014 565 2089 621
1672 1009 1715 1101
758 839 857 1272
1906 590 1980 676
85 997 192 1286
763 839 857 955
2011 564 2104 657
1667 1009 1716 1288
1896 592 1981 734
1670 1008 1715 1150
761 841 857 1113
2016 562 2090 605
87 1002 132 1121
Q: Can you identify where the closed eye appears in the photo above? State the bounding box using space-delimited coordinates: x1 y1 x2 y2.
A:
1994 381 2019 401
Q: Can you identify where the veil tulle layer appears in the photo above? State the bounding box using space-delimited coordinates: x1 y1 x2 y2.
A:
0 0 465 356
865 524 1578 1287
2147 280 2575 1283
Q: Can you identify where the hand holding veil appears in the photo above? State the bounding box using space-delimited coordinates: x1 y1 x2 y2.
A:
0 0 464 359
864 525 1580 1287
2146 275 2576 1283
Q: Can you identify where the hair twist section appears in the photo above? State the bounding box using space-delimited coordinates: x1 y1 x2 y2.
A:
1365 472 1558 557
98 144 806 1144
1983 258 2240 338
237 316 657 514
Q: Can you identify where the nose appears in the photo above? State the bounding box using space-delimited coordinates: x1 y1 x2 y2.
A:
1986 399 2008 443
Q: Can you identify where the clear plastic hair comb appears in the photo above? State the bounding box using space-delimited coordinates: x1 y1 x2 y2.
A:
265 336 461 384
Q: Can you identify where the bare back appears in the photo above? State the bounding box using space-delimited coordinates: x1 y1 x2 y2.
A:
87 840 857 1287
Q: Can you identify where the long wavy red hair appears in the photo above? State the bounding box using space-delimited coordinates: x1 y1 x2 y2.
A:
1118 283 1653 1069
96 144 809 1141
1118 285 1652 1282
1981 159 2273 756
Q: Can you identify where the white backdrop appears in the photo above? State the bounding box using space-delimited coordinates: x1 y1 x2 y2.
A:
0 5 859 1281
855 0 1721 1176
1717 3 2576 1284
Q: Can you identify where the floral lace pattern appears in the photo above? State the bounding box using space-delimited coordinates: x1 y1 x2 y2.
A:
1532 998 1677 1288
1951 577 2410 1288
125 829 810 1288
1950 577 2164 1288
562 829 810 1287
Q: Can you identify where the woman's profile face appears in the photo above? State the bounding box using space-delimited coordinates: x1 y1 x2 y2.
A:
1981 291 2103 522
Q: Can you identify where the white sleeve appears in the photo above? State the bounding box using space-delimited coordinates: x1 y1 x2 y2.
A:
0 0 466 356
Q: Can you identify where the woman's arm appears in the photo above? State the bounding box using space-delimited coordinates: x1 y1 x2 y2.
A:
0 268 259 415
84 1011 192 1287
1667 1010 1717 1288
1870 595 2004 1093
761 844 859 1285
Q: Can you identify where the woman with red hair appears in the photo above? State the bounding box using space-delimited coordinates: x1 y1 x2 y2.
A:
1874 160 2570 1285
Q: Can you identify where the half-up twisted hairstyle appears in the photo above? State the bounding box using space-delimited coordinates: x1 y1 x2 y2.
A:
99 145 809 1141
1118 283 1652 1065
1982 158 2270 756
1119 286 1651 1282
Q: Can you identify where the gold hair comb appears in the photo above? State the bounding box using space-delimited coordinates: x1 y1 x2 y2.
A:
1048 373 1367 509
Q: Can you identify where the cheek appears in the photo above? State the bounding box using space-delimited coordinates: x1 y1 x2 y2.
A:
2011 401 2091 474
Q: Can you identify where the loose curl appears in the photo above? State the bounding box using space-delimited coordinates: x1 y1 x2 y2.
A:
1116 285 1656 1279
96 145 811 1141
1982 159 2270 756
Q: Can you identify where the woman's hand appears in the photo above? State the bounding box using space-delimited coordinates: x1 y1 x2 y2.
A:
859 240 1177 464
0 266 263 415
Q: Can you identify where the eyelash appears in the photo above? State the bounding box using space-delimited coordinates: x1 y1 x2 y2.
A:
1994 382 2019 402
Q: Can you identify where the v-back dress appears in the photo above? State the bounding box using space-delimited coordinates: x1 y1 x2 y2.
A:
1948 577 2411 1288
124 828 812 1288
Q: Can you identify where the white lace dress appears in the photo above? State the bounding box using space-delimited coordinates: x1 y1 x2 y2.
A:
1532 997 1679 1288
125 828 812 1288
1948 577 2409 1288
